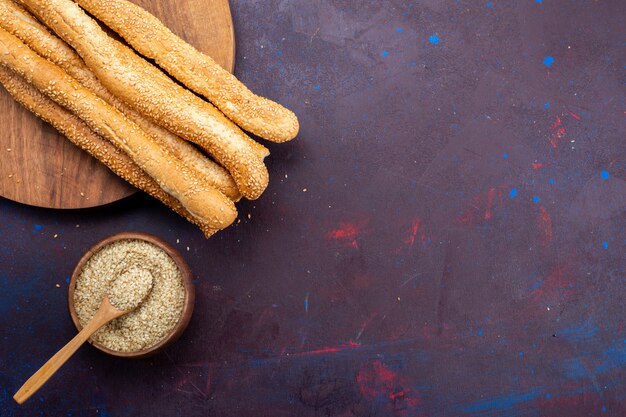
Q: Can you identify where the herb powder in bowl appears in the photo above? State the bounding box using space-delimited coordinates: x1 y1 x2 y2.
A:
73 238 188 354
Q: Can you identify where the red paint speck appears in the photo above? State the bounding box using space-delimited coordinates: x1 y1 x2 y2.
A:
326 223 358 240
484 187 496 220
568 110 581 121
388 390 407 400
457 187 505 224
531 265 574 302
355 361 421 414
326 221 366 248
532 161 543 170
404 217 421 248
538 205 553 245
356 361 397 398
294 342 361 356
548 116 567 148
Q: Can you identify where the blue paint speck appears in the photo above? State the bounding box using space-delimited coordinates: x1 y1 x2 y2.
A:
396 27 403 33
486 2 492 7
381 50 389 57
602 406 607 412
509 188 518 199
277 51 283 56
600 170 609 180
545 393 551 399
519 351 524 357
602 241 608 250
477 329 484 337
34 224 43 231
65 276 70 284
543 56 554 68
429 35 440 45
544 102 550 109
549 178 555 184
532 195 540 203
313 84 321 91
535 0 542 3
502 153 508 159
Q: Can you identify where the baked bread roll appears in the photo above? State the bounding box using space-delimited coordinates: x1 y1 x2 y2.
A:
0 27 237 229
75 0 299 143
0 0 241 202
0 67 218 237
19 0 270 200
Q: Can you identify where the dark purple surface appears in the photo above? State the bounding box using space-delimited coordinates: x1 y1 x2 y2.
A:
1 1 624 416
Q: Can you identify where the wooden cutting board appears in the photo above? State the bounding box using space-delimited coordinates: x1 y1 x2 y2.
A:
0 0 235 209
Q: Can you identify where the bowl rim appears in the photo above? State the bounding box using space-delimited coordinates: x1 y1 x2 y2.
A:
68 231 195 358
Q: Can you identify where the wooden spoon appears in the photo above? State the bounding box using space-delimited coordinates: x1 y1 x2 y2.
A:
14 294 137 404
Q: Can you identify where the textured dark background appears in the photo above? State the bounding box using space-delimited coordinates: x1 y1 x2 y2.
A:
1 1 624 416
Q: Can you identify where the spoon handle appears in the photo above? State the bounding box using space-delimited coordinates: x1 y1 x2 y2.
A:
13 299 121 404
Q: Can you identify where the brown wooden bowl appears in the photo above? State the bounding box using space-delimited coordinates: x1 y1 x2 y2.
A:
68 232 195 358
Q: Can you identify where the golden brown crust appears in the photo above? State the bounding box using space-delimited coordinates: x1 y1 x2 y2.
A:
20 0 270 200
75 0 299 143
0 0 241 202
0 67 217 237
0 27 237 229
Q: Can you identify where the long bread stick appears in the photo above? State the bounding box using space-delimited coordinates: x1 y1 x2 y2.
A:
0 67 218 237
0 27 237 229
0 0 241 201
19 0 270 200
75 0 299 143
